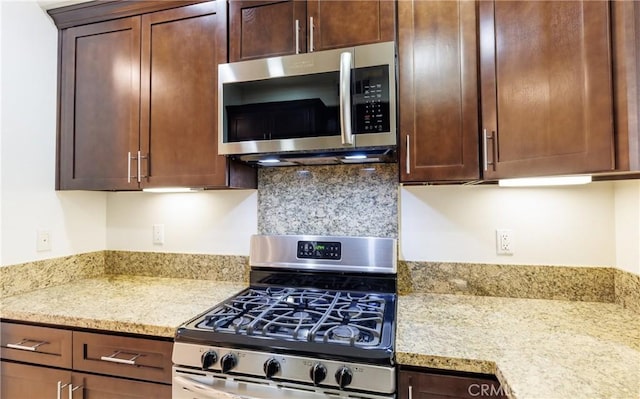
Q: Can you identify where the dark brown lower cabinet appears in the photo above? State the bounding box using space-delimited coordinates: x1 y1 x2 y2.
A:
398 368 508 399
0 362 170 399
0 321 172 399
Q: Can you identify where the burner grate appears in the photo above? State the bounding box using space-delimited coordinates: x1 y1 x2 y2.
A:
196 288 386 347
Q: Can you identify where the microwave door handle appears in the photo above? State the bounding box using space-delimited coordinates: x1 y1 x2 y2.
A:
339 51 353 145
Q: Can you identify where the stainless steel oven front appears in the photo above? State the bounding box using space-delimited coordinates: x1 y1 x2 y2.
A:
172 235 397 399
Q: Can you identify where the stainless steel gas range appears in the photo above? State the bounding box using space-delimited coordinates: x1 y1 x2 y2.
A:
172 234 397 399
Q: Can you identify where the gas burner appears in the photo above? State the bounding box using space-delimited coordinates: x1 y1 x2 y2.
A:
292 311 311 320
232 316 251 327
338 304 363 319
328 325 361 344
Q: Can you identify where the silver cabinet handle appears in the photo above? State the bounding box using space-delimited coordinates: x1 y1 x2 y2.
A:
127 151 132 183
137 150 142 183
483 128 489 171
339 51 353 145
483 128 496 171
100 350 142 365
7 339 48 351
57 381 69 399
408 385 413 399
295 19 300 54
406 134 411 174
68 384 82 399
309 16 314 52
128 151 147 183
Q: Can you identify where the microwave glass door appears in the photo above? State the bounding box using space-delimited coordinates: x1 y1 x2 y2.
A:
222 65 390 144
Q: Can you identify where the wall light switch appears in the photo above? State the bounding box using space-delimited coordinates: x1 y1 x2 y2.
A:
36 229 52 252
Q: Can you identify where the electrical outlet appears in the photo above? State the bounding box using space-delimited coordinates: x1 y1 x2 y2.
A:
153 224 165 245
36 229 52 252
496 229 514 255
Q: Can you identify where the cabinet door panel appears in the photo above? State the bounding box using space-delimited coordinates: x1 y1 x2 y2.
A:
398 369 507 399
230 0 307 61
140 2 229 188
72 372 171 399
59 17 140 190
399 0 479 182
1 361 71 399
308 0 395 51
480 0 614 179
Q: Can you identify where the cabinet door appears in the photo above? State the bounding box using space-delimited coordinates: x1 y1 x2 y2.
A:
70 372 171 399
140 1 230 188
1 361 71 399
398 369 507 399
59 17 141 190
479 1 614 179
399 0 479 182
307 0 395 52
229 0 307 62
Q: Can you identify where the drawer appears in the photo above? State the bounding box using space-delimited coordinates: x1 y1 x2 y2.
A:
0 322 72 368
72 331 172 384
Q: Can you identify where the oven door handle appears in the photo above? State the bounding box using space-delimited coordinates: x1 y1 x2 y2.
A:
174 376 256 399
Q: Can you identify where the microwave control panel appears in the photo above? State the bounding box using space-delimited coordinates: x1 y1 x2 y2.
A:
352 65 391 134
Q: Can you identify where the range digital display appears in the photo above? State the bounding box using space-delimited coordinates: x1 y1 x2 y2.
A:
297 241 341 260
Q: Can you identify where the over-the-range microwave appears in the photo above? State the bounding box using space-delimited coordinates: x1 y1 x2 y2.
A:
218 41 397 166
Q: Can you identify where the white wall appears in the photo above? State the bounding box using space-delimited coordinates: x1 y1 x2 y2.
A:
399 182 618 267
614 180 640 274
0 0 107 266
1 1 638 274
106 191 257 255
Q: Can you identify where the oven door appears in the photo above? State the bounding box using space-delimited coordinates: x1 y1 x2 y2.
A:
173 367 394 399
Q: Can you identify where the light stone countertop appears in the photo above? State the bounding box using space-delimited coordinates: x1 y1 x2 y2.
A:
0 275 247 337
397 293 640 399
2 277 639 398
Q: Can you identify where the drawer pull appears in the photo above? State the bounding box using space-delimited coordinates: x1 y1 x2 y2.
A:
100 350 142 365
7 339 48 351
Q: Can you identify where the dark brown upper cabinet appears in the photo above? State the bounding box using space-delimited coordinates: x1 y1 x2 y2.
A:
400 0 639 183
229 0 395 62
54 1 256 190
58 17 141 190
479 0 615 179
612 0 640 174
399 0 480 183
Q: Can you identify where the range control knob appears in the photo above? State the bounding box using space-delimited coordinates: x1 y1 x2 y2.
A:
335 366 353 389
220 353 237 373
263 358 280 379
200 350 218 370
309 363 327 385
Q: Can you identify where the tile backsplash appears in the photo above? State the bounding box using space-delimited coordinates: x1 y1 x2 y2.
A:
258 163 398 238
